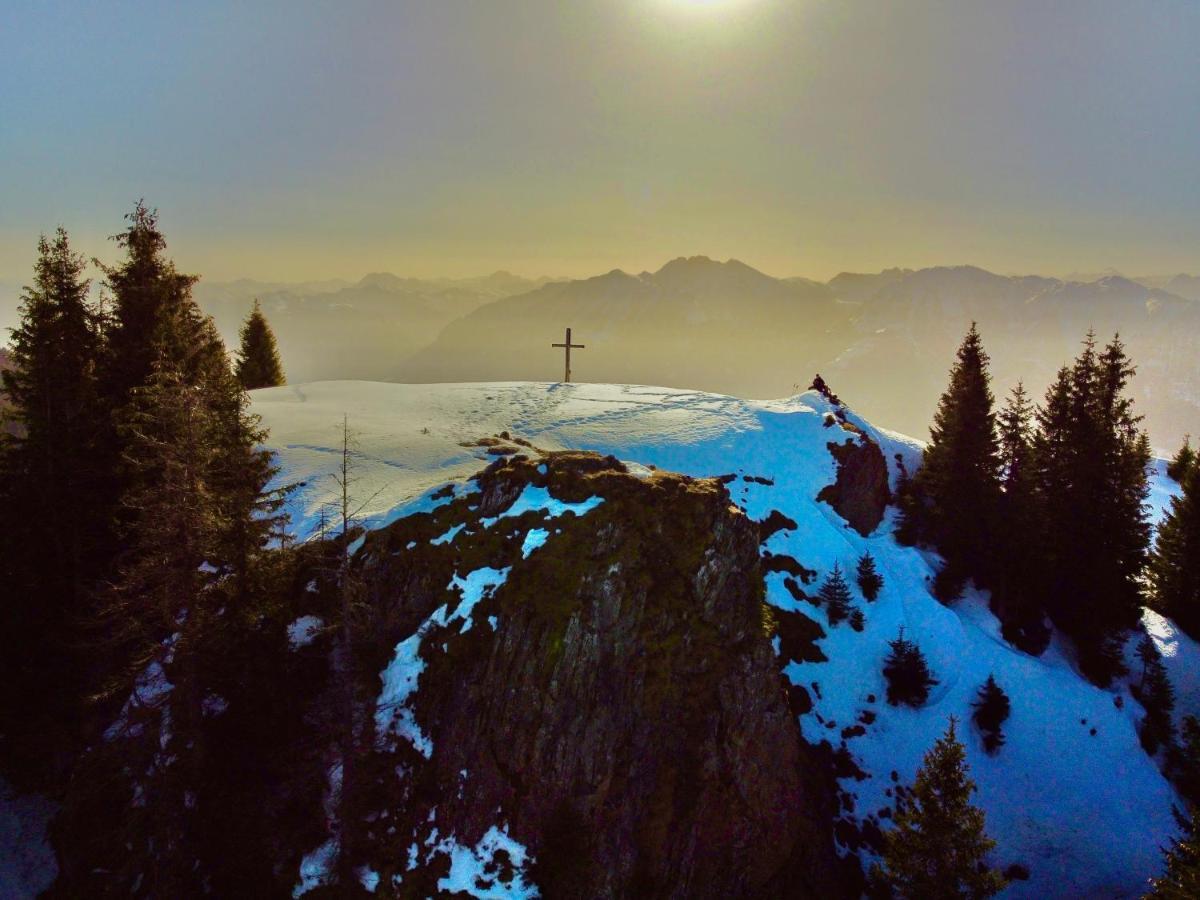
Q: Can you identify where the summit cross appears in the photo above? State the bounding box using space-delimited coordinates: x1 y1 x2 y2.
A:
551 327 585 383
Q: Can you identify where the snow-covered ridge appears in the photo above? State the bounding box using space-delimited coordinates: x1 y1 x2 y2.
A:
255 381 1188 898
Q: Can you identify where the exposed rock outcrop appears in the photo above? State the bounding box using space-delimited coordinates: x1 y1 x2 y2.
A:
351 451 843 898
817 430 891 536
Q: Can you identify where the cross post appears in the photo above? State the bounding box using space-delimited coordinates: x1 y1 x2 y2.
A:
551 327 585 383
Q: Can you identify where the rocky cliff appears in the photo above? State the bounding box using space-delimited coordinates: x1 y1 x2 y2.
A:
343 450 843 897
49 448 845 898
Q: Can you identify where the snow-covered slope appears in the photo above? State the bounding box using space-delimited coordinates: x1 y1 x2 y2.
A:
255 380 1188 898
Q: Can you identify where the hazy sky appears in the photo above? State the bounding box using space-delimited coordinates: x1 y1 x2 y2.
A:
2 0 1198 283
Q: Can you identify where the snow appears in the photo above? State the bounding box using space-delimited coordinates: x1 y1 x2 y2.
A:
259 381 1188 898
521 528 550 558
292 838 337 898
376 565 512 756
432 825 538 899
431 522 466 545
375 630 433 758
447 568 511 633
287 615 325 650
478 485 604 528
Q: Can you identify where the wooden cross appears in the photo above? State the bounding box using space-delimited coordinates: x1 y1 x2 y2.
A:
551 327 585 383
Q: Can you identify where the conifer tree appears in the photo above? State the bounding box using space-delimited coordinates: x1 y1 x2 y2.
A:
1135 635 1176 755
1147 808 1200 898
1173 717 1200 808
95 351 229 894
1168 436 1195 483
971 675 1011 755
100 202 209 402
874 718 1006 898
993 382 1049 653
819 562 854 626
856 552 883 602
235 299 285 390
903 324 1002 591
883 628 939 707
1034 333 1151 685
0 228 109 769
1151 463 1200 640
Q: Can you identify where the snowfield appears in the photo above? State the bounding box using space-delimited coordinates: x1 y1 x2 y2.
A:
255 380 1190 899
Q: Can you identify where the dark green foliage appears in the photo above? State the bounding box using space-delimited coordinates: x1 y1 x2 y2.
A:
819 562 854 626
1033 333 1150 686
1151 464 1200 640
0 228 110 775
235 299 286 390
1147 808 1200 898
1168 436 1195 483
1134 636 1176 755
99 202 210 402
992 383 1050 655
849 608 866 632
873 718 1006 898
41 206 291 894
883 629 938 708
857 552 883 601
1171 717 1200 808
971 675 1010 755
902 324 1002 586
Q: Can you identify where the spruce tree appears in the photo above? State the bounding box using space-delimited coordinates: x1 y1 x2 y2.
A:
235 299 285 390
1168 436 1195 483
874 718 1006 898
819 562 854 626
100 202 207 402
883 628 939 707
1173 717 1200 808
1151 463 1200 640
904 324 1002 591
856 552 883 602
1147 808 1200 899
971 675 1011 755
0 228 109 771
993 382 1049 653
1034 333 1150 686
1135 635 1176 755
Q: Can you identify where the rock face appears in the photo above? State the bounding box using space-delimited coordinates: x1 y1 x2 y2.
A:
352 451 842 898
45 450 843 898
816 429 891 536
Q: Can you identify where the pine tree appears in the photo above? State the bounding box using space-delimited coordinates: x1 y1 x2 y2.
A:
904 324 1002 591
235 299 285 390
0 228 109 771
1168 436 1195 483
883 628 939 707
1151 463 1200 640
856 552 883 601
1134 635 1176 755
819 562 854 626
1147 808 1200 898
874 718 1006 899
971 675 1011 755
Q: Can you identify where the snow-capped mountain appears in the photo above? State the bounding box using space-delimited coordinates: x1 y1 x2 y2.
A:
250 379 1191 898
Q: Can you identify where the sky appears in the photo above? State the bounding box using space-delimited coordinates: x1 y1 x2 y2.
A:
1 0 1198 283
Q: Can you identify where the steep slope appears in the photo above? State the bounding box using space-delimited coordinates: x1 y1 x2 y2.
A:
256 380 1192 898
